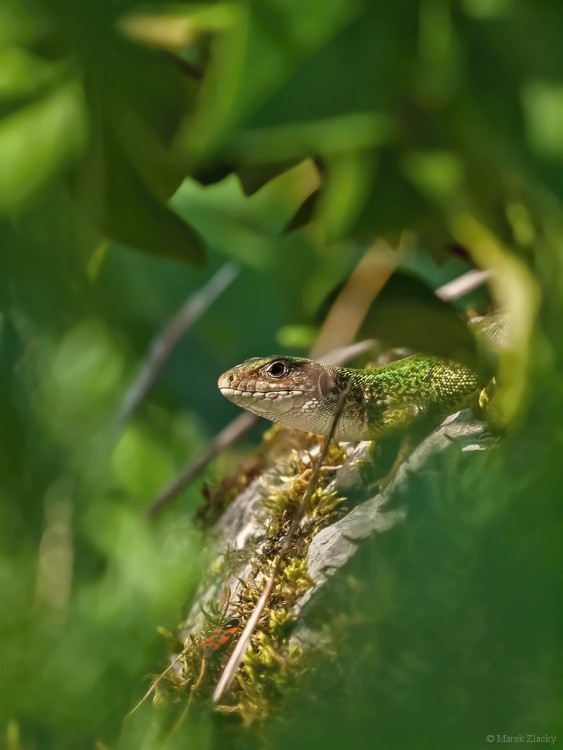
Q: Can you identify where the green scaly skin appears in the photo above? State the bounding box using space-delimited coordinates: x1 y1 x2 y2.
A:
218 352 486 442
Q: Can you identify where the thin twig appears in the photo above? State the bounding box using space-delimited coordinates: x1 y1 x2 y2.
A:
162 656 205 743
318 338 377 366
435 269 491 302
125 643 192 718
212 379 353 703
147 412 258 518
114 262 239 429
170 54 204 81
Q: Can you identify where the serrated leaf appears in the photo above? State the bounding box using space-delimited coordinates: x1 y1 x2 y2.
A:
73 121 205 265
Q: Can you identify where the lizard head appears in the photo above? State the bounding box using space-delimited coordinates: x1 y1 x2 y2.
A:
217 356 335 421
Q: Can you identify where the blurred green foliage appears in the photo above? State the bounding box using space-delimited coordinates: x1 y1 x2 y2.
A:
1 0 563 748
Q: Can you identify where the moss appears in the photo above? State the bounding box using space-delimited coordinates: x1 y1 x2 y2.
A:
159 432 350 724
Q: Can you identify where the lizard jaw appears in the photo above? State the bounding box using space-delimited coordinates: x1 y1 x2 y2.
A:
218 381 309 416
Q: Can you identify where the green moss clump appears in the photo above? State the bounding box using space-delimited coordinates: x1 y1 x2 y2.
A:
159 433 350 723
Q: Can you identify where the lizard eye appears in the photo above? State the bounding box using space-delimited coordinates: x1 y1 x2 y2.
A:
266 360 288 378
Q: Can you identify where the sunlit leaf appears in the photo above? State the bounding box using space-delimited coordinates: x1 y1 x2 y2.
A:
0 47 56 100
0 81 87 213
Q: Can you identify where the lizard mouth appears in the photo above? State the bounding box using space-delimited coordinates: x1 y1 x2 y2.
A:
217 371 308 418
218 384 303 401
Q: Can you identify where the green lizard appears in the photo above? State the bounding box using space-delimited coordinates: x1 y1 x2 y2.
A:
218 353 483 442
217 314 504 480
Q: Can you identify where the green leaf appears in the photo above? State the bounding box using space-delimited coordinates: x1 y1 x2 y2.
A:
0 0 43 46
72 121 206 265
174 0 356 164
0 47 56 101
0 81 87 213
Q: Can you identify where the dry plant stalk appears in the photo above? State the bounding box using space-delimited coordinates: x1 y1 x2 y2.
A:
211 379 353 703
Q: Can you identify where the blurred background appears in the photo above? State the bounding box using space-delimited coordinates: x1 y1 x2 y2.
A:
1 0 563 747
